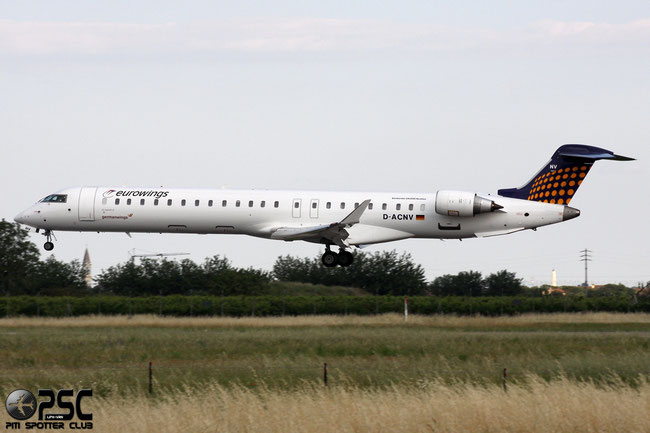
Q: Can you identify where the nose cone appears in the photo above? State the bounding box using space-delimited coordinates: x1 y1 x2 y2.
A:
14 211 26 224
562 206 581 221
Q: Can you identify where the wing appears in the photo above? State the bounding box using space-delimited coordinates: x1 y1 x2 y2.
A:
270 199 371 247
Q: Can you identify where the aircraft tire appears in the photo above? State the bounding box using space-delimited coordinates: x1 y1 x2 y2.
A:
337 251 354 267
44 241 54 251
322 251 338 267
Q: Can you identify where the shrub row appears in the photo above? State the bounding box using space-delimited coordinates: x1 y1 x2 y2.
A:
0 295 648 317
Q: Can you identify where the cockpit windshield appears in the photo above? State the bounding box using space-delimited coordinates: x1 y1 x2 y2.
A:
40 194 68 203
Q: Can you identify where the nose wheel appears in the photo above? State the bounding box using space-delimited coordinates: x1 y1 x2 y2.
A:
42 230 55 251
321 246 354 267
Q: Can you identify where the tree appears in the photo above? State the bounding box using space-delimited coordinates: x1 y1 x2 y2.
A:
272 250 428 295
0 220 41 295
29 256 87 295
483 270 523 296
94 255 270 296
430 271 484 297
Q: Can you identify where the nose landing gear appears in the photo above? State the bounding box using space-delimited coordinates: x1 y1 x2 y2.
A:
42 230 55 251
321 245 354 268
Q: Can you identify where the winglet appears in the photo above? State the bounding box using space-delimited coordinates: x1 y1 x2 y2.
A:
340 199 371 226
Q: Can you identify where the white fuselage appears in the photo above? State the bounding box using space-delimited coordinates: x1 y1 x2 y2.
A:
14 186 570 246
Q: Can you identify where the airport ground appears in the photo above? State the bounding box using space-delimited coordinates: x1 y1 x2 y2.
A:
1 313 648 432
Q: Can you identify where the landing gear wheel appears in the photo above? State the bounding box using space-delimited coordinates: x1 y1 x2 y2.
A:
321 251 338 267
44 241 54 251
337 250 354 267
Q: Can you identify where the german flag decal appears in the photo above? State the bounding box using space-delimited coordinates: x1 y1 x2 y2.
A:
416 215 425 221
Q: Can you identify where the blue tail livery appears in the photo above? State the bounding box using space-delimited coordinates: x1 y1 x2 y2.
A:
498 144 634 205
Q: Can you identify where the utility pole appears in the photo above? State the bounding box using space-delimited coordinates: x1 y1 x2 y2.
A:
579 249 592 294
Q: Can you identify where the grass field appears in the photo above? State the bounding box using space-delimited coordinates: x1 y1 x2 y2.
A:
1 313 649 432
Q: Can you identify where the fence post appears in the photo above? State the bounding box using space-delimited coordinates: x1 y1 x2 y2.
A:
503 368 507 392
149 362 153 394
404 296 408 322
323 362 328 387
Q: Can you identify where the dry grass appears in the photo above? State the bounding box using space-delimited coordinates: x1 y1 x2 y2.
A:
87 376 650 433
1 312 649 328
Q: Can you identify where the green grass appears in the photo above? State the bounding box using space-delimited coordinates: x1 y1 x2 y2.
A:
0 315 648 398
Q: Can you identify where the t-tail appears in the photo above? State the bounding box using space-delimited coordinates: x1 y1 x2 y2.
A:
498 144 634 205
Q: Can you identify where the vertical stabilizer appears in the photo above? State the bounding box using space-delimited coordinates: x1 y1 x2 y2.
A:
497 144 634 205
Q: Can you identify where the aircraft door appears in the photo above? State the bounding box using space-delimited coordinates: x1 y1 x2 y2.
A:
292 199 302 218
309 199 319 218
78 187 97 221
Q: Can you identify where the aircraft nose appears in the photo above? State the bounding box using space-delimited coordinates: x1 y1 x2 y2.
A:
14 211 26 224
562 206 581 221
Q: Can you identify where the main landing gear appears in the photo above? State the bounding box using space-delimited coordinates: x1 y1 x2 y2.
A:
43 230 55 251
321 245 354 268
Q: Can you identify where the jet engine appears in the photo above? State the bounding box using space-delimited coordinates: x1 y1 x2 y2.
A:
435 190 503 217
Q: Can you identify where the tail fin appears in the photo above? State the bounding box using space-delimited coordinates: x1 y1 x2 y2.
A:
498 144 634 205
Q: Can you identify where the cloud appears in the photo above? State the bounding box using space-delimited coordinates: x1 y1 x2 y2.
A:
0 18 649 56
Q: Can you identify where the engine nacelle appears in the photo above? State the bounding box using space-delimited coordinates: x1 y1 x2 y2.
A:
435 190 503 217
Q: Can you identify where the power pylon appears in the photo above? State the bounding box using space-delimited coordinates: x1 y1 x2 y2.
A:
579 249 592 289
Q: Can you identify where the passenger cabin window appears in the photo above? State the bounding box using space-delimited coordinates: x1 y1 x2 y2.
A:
326 202 331 209
208 200 213 207
167 199 172 206
396 203 401 210
312 202 317 209
368 203 373 210
126 199 132 205
41 194 68 203
195 200 200 207
222 200 227 207
274 201 279 208
420 204 425 211
154 199 159 206
408 204 413 211
340 202 346 209
115 198 120 205
382 203 387 210
249 200 254 208
354 202 359 208
236 200 241 207
140 199 145 206
260 201 265 208
294 202 299 209
181 199 186 206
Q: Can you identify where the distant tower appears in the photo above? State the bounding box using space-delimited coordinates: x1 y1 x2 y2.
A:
551 269 557 287
82 248 92 287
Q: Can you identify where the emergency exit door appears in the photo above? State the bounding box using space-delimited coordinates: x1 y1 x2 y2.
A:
309 199 319 218
292 199 302 218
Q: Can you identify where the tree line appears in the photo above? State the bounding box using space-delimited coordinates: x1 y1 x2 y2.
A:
1 220 647 298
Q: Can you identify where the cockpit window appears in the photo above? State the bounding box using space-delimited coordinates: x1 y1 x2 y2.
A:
41 194 68 203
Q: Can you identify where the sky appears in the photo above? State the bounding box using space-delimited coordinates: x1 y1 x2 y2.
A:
1 1 649 286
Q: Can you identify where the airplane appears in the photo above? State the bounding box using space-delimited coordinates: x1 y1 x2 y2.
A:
8 394 34 417
14 144 633 267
